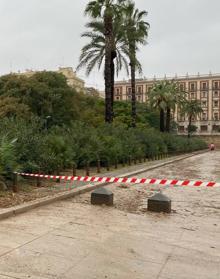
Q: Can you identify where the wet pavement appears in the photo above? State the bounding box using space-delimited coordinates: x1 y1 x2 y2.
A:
0 151 219 278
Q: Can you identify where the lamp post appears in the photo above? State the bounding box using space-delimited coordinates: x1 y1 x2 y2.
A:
45 116 51 130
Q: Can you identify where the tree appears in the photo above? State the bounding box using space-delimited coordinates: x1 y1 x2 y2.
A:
121 0 149 127
149 81 168 132
84 0 126 123
77 18 129 114
164 81 186 133
0 72 82 126
181 100 203 138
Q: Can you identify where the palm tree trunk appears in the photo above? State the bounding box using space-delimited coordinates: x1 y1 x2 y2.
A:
104 10 113 123
166 107 171 132
188 115 192 138
130 45 136 128
111 51 116 119
160 109 165 132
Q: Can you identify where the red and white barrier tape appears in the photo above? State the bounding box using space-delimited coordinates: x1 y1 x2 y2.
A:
16 172 220 188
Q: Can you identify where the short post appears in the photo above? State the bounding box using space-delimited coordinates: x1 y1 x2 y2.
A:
97 159 101 173
91 188 114 206
12 172 18 193
56 170 61 183
36 177 41 187
148 193 171 213
106 160 110 171
128 156 132 166
72 163 76 176
85 161 90 176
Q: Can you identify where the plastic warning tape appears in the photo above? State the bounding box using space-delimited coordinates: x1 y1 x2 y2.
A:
16 172 220 188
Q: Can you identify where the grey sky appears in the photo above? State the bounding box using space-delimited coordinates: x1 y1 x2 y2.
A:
0 0 220 89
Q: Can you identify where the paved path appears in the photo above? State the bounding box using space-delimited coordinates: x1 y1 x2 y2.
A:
0 152 219 278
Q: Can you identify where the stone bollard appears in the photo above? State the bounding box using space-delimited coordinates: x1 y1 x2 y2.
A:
148 193 171 213
91 188 114 206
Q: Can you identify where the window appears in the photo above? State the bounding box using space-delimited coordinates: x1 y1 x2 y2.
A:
200 125 208 132
137 95 141 101
214 91 219 98
116 96 120 100
201 101 207 107
147 86 152 92
191 116 196 121
213 125 220 132
201 82 208 90
201 92 207 98
178 126 185 132
214 81 219 89
190 82 196 91
115 88 120 95
191 92 195 99
137 86 142 94
127 87 131 94
127 95 131 100
214 113 219 121
179 83 185 91
178 114 184 121
214 100 219 107
202 113 207 121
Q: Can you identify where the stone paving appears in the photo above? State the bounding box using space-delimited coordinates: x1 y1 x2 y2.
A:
0 151 219 279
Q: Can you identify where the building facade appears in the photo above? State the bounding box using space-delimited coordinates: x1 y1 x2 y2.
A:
114 73 220 135
57 67 85 93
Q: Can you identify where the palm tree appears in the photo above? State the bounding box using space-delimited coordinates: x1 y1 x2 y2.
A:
77 18 129 113
164 81 187 133
83 0 126 123
181 100 203 138
121 1 149 127
149 81 168 132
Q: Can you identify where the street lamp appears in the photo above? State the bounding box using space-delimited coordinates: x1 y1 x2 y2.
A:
45 116 51 130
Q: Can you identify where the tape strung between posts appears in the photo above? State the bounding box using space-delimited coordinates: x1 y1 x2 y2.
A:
15 172 220 188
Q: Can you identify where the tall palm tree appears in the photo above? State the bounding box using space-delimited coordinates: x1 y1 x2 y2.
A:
149 81 168 132
77 19 129 111
84 0 126 123
121 1 149 127
181 100 203 138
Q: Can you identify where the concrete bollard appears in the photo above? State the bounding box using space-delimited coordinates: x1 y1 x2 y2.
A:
91 188 114 206
148 193 171 213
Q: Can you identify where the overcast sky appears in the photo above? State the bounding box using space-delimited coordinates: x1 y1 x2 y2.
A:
0 0 220 89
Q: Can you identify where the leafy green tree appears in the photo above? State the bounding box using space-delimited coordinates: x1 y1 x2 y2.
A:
121 0 149 127
0 72 82 126
181 99 203 138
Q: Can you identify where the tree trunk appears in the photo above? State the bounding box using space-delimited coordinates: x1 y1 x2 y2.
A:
188 116 192 138
111 51 116 118
130 46 136 128
160 109 165 132
165 107 171 132
104 11 113 123
97 159 101 173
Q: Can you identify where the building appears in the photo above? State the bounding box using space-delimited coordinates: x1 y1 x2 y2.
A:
114 73 220 135
85 87 104 98
57 67 85 93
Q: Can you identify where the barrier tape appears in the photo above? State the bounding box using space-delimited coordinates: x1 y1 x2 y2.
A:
16 172 220 188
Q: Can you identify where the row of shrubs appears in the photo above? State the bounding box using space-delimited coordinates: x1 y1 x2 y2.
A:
0 117 207 182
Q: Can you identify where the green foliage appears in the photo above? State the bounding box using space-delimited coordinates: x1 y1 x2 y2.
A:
0 73 207 182
0 136 17 179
